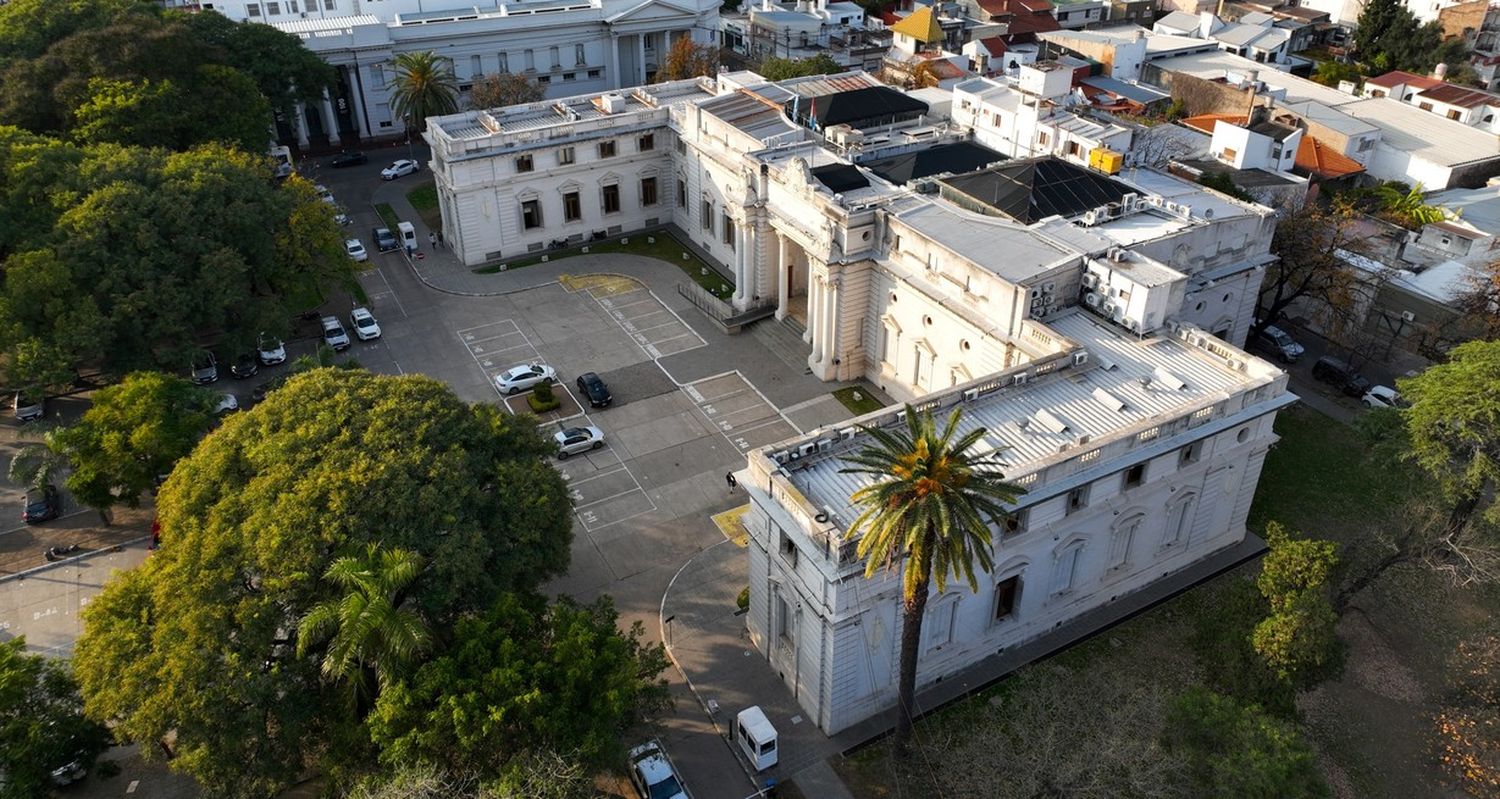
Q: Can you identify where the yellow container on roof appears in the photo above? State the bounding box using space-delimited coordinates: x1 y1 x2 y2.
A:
1089 148 1123 175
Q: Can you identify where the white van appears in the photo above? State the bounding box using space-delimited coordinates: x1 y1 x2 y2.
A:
396 221 417 253
734 706 778 772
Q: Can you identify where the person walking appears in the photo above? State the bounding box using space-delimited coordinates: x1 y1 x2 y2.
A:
428 231 437 248
726 472 738 492
436 229 445 247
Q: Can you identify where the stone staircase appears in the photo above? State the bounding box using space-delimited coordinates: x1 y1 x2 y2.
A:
751 315 812 373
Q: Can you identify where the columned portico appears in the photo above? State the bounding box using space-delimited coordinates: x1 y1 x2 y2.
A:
321 88 341 145
775 233 790 320
733 220 749 308
294 102 311 147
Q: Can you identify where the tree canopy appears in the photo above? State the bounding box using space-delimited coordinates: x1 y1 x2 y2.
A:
469 73 545 110
1355 0 1468 75
388 52 459 135
757 54 844 81
0 128 352 388
1164 688 1330 799
0 638 111 799
1401 339 1500 534
0 0 331 149
72 370 574 797
659 37 718 81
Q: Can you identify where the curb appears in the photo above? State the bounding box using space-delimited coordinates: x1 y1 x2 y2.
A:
1 535 151 583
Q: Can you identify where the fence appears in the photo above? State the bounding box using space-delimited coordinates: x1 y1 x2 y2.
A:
677 283 777 333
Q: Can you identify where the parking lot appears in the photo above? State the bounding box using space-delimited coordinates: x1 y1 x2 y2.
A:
584 281 706 359
684 372 801 453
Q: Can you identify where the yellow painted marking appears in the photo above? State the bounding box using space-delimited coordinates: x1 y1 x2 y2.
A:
713 504 751 548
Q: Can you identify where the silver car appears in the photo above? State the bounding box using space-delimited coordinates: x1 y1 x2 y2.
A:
553 426 605 459
321 316 351 351
494 363 557 395
14 392 43 422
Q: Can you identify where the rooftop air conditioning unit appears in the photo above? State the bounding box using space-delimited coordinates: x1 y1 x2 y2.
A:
1102 300 1120 315
1085 292 1102 308
1082 210 1100 226
963 388 980 401
798 442 818 457
839 427 857 440
817 438 834 452
1073 351 1089 366
599 93 626 114
773 450 790 464
1012 373 1028 386
1082 273 1099 289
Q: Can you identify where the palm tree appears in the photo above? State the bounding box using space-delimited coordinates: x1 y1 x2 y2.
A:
388 52 459 137
9 426 68 491
840 405 1024 752
297 544 430 711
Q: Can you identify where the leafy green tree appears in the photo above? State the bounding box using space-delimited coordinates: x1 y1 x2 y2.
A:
468 73 545 110
840 406 1025 751
178 10 334 120
73 370 573 798
344 758 593 799
298 545 431 712
45 371 215 511
389 51 458 136
1377 182 1449 227
0 638 111 799
8 425 69 491
1251 524 1342 690
1311 60 1360 88
757 54 843 81
368 593 670 775
0 131 352 382
1191 578 1297 718
1164 688 1330 799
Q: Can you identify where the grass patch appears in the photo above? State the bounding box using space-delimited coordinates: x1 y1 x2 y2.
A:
833 385 885 416
405 182 442 231
473 231 733 299
374 202 401 232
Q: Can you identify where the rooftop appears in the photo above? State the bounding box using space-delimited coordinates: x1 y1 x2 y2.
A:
1336 97 1500 167
1294 136 1365 178
864 141 1007 184
891 5 944 42
784 85 929 128
891 199 1074 282
1178 158 1301 188
1364 70 1445 91
940 158 1133 224
1274 100 1379 137
1154 10 1200 31
1416 83 1500 109
1079 75 1170 105
1429 184 1500 234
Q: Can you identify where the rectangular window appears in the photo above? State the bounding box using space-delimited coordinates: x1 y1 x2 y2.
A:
522 200 542 229
723 213 735 246
994 576 1020 620
370 65 385 90
1065 485 1089 515
602 184 620 214
524 49 535 71
598 140 616 158
563 191 581 222
1002 508 1028 537
247 3 262 15
1122 463 1146 490
286 0 298 12
498 53 509 73
266 1 280 14
701 199 713 230
550 46 560 68
1179 441 1201 466
575 44 586 65
515 154 533 173
563 73 576 82
1449 109 1462 120
471 55 482 77
1053 546 1081 594
924 603 954 652
640 177 658 206
677 179 687 207
538 75 550 84
588 69 601 79
775 594 792 647
1221 147 1238 160
639 133 655 151
558 147 574 165
324 0 335 10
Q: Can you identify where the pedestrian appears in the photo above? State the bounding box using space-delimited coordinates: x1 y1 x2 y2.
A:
437 229 444 247
726 472 738 492
428 231 437 248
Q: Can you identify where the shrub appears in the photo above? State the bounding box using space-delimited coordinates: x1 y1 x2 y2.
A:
527 383 559 413
736 587 750 610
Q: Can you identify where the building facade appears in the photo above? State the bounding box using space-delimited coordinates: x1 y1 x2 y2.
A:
426 69 1289 731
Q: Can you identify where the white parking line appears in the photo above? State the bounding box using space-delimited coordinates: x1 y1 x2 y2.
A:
574 486 647 510
566 466 631 486
652 332 700 346
628 320 688 335
373 265 408 318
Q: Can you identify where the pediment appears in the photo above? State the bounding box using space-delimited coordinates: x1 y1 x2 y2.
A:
606 0 696 24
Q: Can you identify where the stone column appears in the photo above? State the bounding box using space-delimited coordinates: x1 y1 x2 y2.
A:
824 273 840 378
808 274 824 357
294 102 311 148
775 233 790 321
346 68 370 138
321 88 341 145
733 221 748 307
610 34 621 89
638 34 648 84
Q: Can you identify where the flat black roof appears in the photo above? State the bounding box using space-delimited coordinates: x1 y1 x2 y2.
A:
940 157 1131 224
812 163 870 193
864 141 1007 184
785 86 929 128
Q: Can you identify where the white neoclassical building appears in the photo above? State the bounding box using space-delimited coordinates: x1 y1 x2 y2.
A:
425 66 1292 732
201 0 720 145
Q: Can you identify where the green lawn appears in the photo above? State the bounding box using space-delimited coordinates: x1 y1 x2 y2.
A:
374 202 401 232
833 386 885 416
405 182 442 231
475 231 733 299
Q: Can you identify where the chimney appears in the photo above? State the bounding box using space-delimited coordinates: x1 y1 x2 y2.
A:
1434 62 1449 80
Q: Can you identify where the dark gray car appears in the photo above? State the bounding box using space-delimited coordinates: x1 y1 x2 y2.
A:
373 227 398 252
1311 355 1371 397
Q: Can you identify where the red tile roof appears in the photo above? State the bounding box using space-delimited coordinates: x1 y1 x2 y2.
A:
978 36 1008 57
1294 136 1365 179
1179 112 1248 135
1416 83 1498 108
976 0 1055 17
1364 70 1443 91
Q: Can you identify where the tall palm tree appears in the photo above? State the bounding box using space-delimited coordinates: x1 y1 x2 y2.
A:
8 426 68 491
840 405 1024 752
388 52 459 136
297 544 430 711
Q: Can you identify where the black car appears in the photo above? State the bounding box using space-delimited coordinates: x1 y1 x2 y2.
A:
576 372 612 408
23 484 60 524
329 151 368 168
1311 355 1371 397
373 227 399 252
230 352 259 379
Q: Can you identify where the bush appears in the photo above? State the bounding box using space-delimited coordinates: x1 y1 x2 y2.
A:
1163 688 1330 799
527 383 559 413
1190 578 1297 717
736 587 750 610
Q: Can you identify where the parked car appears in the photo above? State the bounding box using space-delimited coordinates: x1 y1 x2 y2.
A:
1311 355 1371 397
381 159 420 180
553 426 605 459
345 238 368 263
49 751 87 787
576 372 613 408
190 351 219 385
1362 385 1407 409
14 392 43 422
23 484 61 524
494 362 557 395
329 151 367 168
373 227 399 252
627 740 689 799
257 333 287 366
322 316 351 351
350 306 381 340
315 184 335 205
334 211 352 227
230 352 259 379
214 393 240 414
251 374 291 403
1256 324 1305 363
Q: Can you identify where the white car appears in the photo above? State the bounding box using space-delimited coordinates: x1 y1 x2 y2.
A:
494 363 557 395
553 426 605 459
628 740 689 799
1362 385 1406 409
315 184 335 205
350 307 381 341
381 159 420 180
345 238 368 263
214 393 240 414
257 333 286 365
321 316 351 351
334 211 352 227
